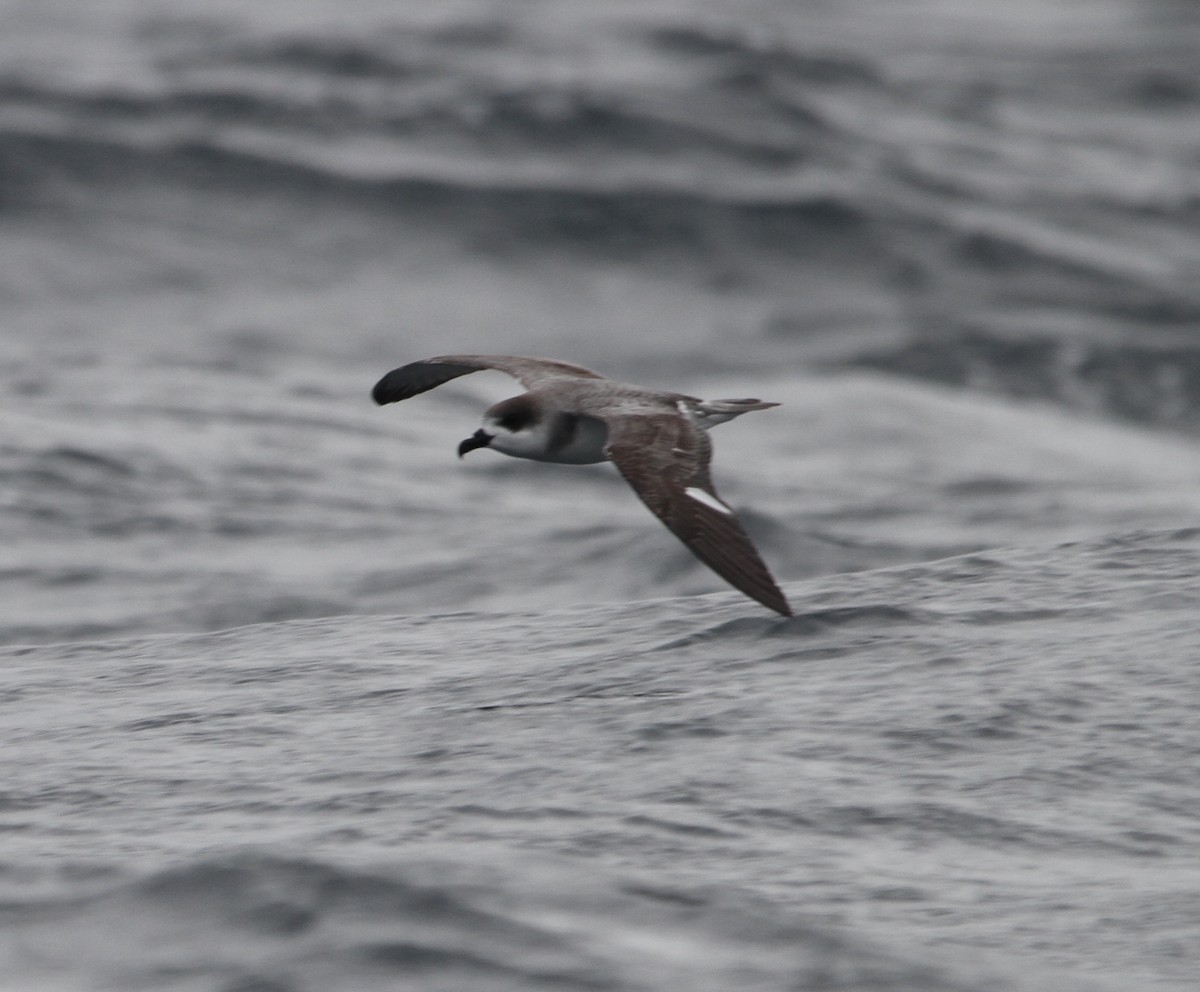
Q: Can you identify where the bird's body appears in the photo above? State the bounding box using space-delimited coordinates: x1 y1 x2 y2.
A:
372 355 791 616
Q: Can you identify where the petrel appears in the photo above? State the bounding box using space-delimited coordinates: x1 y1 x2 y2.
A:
372 355 791 616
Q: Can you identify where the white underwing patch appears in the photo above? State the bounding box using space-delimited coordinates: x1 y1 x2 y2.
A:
684 486 732 515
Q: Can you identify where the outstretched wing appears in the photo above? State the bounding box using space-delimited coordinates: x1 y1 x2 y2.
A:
605 413 792 617
372 355 606 405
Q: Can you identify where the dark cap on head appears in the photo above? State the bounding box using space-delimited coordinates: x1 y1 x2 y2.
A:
487 395 540 432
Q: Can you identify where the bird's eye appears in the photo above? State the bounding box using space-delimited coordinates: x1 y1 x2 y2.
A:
497 410 533 431
488 397 538 432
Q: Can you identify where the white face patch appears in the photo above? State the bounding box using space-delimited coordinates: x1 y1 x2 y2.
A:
684 486 732 515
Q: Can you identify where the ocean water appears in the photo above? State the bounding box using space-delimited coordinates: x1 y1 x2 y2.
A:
2 0 1200 989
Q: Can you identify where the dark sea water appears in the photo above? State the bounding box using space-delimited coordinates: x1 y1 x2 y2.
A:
3 1 1200 989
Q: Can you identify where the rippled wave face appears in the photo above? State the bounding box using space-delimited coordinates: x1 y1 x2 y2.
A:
4 0 1198 425
2 0 1200 642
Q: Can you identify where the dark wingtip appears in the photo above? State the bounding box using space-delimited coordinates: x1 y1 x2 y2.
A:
371 371 400 406
767 591 793 617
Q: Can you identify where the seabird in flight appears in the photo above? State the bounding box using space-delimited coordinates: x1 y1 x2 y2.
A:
372 355 791 616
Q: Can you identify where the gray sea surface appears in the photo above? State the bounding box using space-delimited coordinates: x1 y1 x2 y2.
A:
2 0 1200 989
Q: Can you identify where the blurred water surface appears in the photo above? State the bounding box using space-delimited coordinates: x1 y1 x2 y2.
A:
2 1 1199 989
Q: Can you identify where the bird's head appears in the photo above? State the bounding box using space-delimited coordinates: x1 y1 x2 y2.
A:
458 395 547 460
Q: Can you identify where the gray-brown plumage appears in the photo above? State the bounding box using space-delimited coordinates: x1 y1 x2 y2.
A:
372 354 791 616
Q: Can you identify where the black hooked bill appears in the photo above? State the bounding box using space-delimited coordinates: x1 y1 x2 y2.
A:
458 429 493 458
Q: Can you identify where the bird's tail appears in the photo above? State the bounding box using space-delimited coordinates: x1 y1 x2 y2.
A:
692 397 780 428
